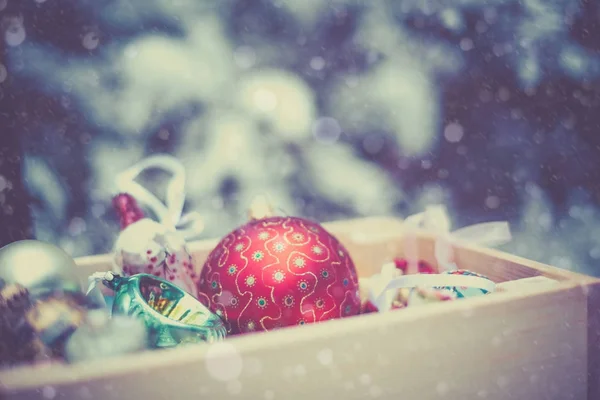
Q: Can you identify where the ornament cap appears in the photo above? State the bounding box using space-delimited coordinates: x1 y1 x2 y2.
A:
100 272 126 292
248 194 274 220
113 193 145 230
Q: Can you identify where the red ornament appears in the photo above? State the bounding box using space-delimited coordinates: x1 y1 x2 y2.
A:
112 193 145 230
393 258 436 274
362 300 379 314
196 216 361 335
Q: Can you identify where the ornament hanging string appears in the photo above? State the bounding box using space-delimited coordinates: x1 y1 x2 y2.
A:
114 155 204 240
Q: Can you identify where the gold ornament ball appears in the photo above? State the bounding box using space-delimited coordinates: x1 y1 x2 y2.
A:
0 240 81 297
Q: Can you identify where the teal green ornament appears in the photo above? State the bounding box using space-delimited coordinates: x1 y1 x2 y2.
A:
434 270 494 298
99 272 226 348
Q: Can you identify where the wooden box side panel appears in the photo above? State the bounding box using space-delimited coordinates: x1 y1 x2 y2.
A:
587 281 600 400
451 240 586 283
1 284 589 400
0 217 595 400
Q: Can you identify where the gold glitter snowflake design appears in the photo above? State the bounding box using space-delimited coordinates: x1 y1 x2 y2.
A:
292 233 305 242
229 296 239 308
252 251 264 261
227 265 237 275
283 295 295 308
246 275 256 287
293 257 306 268
273 270 285 283
234 243 245 252
258 231 270 240
273 242 286 253
257 297 268 309
312 246 323 255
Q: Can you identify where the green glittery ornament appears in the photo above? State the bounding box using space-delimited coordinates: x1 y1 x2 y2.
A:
100 272 226 348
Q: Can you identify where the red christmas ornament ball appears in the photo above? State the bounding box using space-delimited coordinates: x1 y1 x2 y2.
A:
196 216 361 335
393 258 436 274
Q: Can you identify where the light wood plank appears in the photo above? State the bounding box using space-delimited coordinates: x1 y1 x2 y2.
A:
1 216 598 400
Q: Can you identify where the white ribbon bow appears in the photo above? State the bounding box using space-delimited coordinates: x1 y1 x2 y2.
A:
364 204 511 312
114 154 204 240
85 156 204 308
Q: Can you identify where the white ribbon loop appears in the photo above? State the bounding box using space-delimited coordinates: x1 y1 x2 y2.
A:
403 205 511 271
174 211 205 240
363 204 512 312
114 155 204 240
373 273 496 312
451 221 511 248
404 205 451 232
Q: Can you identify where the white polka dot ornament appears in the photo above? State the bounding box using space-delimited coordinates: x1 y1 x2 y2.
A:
109 155 204 298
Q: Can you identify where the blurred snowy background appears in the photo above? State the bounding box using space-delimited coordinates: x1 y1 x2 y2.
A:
1 0 599 275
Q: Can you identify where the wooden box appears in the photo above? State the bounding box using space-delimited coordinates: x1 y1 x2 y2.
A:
1 217 599 400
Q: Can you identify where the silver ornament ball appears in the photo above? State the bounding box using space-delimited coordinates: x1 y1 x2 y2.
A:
0 240 81 297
